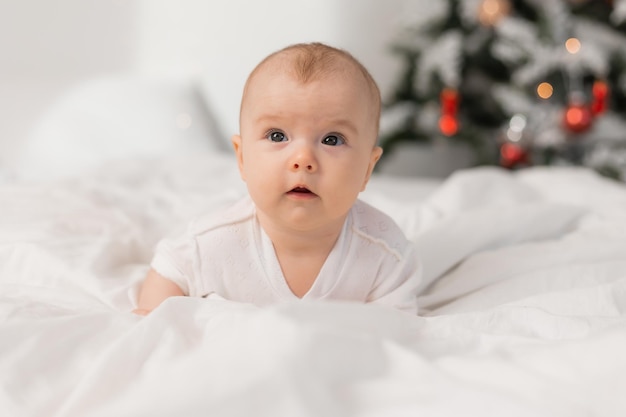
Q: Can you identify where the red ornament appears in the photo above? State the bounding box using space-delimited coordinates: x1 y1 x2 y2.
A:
499 142 529 168
440 88 459 114
439 114 459 136
439 88 459 136
590 80 609 116
562 96 593 134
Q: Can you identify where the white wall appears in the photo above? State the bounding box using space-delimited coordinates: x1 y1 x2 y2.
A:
0 0 138 166
0 0 406 167
133 0 406 138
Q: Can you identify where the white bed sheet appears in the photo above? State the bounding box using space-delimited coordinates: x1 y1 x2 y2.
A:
1 154 625 417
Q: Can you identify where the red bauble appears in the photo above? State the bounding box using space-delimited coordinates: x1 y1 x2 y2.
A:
439 88 460 136
499 142 529 168
440 88 459 115
591 80 609 115
562 100 593 133
439 114 459 136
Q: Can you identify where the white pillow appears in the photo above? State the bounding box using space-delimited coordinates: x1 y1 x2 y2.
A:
14 76 226 181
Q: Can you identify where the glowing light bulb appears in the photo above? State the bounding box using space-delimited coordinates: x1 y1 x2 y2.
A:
565 38 581 54
537 82 554 99
509 114 527 132
478 0 511 26
506 114 527 142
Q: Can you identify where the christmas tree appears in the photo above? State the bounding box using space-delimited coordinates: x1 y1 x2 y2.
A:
379 0 626 180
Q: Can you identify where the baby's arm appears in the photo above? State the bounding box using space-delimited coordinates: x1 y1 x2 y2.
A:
132 268 185 315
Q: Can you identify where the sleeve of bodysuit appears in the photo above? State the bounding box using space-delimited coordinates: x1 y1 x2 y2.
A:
150 232 198 296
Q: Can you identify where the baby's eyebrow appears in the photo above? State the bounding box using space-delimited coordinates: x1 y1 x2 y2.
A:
253 115 359 135
328 118 358 135
253 114 283 126
289 117 359 137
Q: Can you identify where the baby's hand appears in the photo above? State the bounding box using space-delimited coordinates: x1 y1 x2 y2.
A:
132 308 151 316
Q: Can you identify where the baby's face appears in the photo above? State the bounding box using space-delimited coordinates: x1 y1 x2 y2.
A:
232 66 382 234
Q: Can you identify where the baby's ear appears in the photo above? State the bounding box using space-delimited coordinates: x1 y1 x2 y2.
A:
361 146 383 191
231 135 246 180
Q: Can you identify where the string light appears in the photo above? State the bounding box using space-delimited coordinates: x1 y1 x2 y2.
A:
478 0 511 26
565 38 582 54
505 114 527 142
537 82 554 99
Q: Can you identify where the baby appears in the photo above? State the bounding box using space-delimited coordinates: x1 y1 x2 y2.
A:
133 42 421 315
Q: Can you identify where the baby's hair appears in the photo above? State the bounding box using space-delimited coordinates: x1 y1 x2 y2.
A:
241 42 381 133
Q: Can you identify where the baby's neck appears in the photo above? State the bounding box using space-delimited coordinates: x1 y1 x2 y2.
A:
260 216 345 256
257 214 347 298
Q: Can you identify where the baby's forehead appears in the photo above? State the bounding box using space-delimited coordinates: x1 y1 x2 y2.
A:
242 66 373 121
253 50 369 86
242 56 379 108
240 47 381 135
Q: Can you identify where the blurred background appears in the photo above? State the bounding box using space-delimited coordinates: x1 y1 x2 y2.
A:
378 0 626 180
1 0 625 180
0 0 405 174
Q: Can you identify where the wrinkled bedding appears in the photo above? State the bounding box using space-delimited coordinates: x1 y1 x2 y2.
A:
1 154 625 417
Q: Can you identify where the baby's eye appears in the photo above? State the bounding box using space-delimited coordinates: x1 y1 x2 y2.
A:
321 135 345 146
267 130 287 142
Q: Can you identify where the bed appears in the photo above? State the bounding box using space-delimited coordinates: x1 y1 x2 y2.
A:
1 77 625 417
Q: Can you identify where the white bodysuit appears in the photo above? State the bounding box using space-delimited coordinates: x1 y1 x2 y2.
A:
151 196 421 314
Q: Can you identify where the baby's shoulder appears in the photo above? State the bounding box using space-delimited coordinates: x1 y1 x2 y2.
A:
350 199 409 256
187 196 255 237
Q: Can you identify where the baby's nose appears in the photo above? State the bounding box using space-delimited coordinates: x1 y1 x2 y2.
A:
290 145 317 172
293 162 314 171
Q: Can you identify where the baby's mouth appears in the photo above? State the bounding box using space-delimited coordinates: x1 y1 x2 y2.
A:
288 186 316 196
